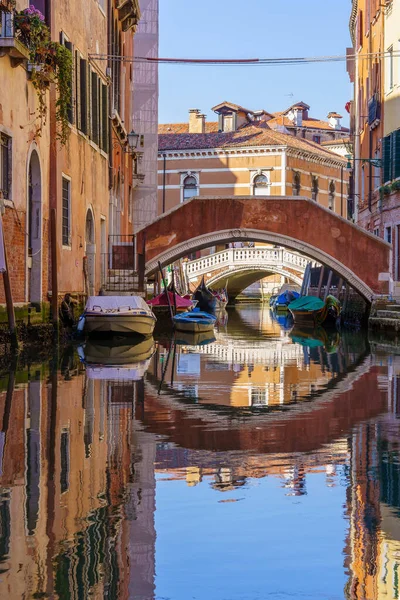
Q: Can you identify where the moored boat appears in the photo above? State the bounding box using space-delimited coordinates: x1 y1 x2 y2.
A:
211 288 228 309
193 277 217 313
173 309 217 333
175 330 216 346
275 289 300 312
288 295 341 328
82 296 156 337
147 290 195 315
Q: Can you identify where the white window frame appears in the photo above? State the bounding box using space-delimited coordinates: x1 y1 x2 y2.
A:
251 170 271 196
385 226 392 244
180 171 199 204
61 174 72 249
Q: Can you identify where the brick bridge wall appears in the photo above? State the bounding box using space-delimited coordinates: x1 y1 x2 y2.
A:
138 196 391 301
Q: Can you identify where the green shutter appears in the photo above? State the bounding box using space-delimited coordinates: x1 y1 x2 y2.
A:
392 129 400 180
80 59 88 135
64 41 74 125
382 135 392 183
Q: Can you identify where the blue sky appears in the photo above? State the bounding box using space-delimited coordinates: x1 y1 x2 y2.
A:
158 0 353 125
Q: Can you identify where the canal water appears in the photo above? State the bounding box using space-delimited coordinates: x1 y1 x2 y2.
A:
0 306 399 599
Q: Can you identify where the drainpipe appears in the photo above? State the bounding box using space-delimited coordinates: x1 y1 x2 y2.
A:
108 0 113 192
162 153 166 213
340 166 344 217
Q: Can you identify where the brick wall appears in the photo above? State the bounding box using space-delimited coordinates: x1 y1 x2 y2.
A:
0 207 26 303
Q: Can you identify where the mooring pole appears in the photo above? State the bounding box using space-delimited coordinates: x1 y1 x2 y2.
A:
1 218 18 350
317 266 325 299
158 261 174 323
324 270 333 301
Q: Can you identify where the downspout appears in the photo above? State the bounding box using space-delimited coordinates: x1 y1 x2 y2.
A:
162 153 166 213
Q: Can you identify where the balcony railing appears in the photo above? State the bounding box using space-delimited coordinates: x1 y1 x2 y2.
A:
0 9 30 63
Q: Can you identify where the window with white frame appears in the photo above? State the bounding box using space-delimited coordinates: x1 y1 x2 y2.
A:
373 227 380 237
253 173 269 196
0 133 11 200
183 175 198 202
62 176 71 246
385 226 392 244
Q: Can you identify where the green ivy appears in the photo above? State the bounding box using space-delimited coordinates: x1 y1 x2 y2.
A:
13 8 72 146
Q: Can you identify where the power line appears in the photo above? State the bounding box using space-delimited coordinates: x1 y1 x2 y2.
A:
89 50 400 66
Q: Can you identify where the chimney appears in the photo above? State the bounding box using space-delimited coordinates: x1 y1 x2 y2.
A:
328 112 342 130
293 107 303 127
189 109 206 133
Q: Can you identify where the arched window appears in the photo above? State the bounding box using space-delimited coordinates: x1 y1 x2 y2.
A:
328 181 335 210
293 171 301 196
311 176 319 202
253 173 269 196
183 175 198 202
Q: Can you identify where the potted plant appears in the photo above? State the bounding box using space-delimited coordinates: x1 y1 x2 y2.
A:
13 6 72 145
390 180 400 193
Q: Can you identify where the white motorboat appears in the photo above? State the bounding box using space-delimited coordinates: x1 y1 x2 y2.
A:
82 296 156 337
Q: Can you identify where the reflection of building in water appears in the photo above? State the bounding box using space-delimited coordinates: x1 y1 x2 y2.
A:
153 331 360 408
0 366 157 600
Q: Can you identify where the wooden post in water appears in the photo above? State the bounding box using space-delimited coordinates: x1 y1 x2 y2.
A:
1 218 18 349
324 270 333 301
317 266 325 299
337 278 343 300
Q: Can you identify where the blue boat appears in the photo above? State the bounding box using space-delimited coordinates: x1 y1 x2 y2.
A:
173 308 217 333
275 290 300 312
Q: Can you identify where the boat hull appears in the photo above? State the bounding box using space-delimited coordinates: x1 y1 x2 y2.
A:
84 313 156 336
173 320 215 333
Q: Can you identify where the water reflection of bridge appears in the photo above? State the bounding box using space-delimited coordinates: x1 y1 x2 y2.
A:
0 352 400 599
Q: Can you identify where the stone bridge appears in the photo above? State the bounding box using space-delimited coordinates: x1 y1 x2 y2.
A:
183 246 308 297
137 196 391 302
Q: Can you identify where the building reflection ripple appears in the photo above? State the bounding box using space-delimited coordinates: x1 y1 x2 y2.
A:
0 307 399 598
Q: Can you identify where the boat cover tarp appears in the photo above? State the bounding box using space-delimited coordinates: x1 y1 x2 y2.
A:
85 296 150 312
147 291 193 308
288 296 325 311
276 290 300 306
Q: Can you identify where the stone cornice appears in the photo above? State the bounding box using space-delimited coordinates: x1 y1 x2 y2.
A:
286 147 347 169
158 146 285 159
349 0 358 46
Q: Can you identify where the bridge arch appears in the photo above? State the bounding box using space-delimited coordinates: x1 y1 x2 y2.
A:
138 196 391 302
206 266 302 299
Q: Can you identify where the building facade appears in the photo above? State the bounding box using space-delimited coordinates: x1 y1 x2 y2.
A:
0 0 158 319
348 0 400 293
158 102 350 219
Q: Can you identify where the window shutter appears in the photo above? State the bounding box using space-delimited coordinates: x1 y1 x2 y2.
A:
91 72 99 146
382 135 392 183
80 59 88 135
64 41 74 125
75 51 81 131
101 83 108 152
87 65 92 139
393 129 400 180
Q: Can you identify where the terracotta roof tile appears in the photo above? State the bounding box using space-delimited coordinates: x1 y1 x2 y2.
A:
267 115 349 132
159 122 345 162
158 122 219 134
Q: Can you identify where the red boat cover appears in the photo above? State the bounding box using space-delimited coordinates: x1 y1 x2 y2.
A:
147 291 193 308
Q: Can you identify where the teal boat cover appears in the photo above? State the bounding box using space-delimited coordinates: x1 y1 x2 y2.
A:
288 296 325 311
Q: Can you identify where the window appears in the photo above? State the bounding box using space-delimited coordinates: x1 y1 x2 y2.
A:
373 228 380 237
387 46 394 92
101 82 108 152
91 71 100 146
382 130 400 183
183 175 198 202
385 226 392 244
253 173 269 196
60 34 74 124
361 166 365 201
62 177 71 246
79 57 88 135
311 176 319 202
328 181 335 210
0 133 11 200
292 171 301 196
312 135 321 144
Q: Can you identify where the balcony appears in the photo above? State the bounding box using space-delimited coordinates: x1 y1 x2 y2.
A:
0 10 30 66
117 0 141 31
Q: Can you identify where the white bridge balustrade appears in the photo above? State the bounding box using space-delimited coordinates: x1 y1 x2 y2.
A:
183 246 309 284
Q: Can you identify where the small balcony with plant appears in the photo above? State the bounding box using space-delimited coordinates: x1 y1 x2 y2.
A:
0 4 72 144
